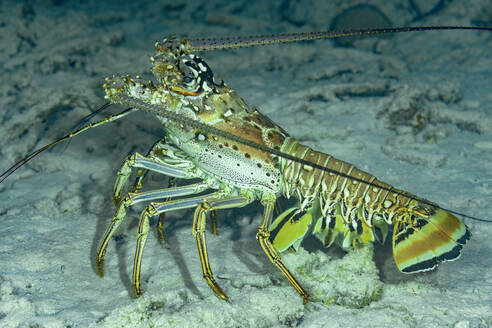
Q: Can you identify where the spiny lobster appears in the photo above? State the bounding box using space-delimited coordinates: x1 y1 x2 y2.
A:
1 26 490 303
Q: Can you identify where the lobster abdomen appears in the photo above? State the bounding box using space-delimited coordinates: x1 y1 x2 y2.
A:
274 138 470 273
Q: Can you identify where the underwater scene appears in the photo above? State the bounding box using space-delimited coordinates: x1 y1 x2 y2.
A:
0 0 491 327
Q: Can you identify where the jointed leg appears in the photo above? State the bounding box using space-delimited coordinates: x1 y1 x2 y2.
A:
115 141 201 243
257 195 310 303
192 195 253 301
128 142 188 195
96 182 209 277
133 205 153 297
132 192 225 296
126 142 161 199
192 204 226 299
113 150 195 205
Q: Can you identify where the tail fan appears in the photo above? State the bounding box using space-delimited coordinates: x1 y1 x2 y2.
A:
392 204 470 273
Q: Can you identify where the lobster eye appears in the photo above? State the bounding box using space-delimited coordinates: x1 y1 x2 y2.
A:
182 76 193 84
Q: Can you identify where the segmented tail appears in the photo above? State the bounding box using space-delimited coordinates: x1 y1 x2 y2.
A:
273 138 470 273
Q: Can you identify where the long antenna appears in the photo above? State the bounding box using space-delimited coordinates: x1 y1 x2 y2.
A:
0 105 137 184
188 26 492 51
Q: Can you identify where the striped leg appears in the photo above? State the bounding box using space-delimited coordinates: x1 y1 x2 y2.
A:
113 151 195 205
128 141 165 197
192 195 252 301
96 182 209 277
132 192 225 296
129 142 190 195
257 196 310 303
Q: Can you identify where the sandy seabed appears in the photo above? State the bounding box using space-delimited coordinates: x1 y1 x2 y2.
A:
0 1 491 327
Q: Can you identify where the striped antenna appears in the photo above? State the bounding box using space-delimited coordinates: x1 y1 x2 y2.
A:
0 105 137 184
188 26 492 51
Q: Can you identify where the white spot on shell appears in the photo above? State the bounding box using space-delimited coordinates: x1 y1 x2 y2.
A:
198 62 207 71
303 165 313 171
202 82 212 92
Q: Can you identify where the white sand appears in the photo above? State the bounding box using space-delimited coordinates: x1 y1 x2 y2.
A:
0 1 491 327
